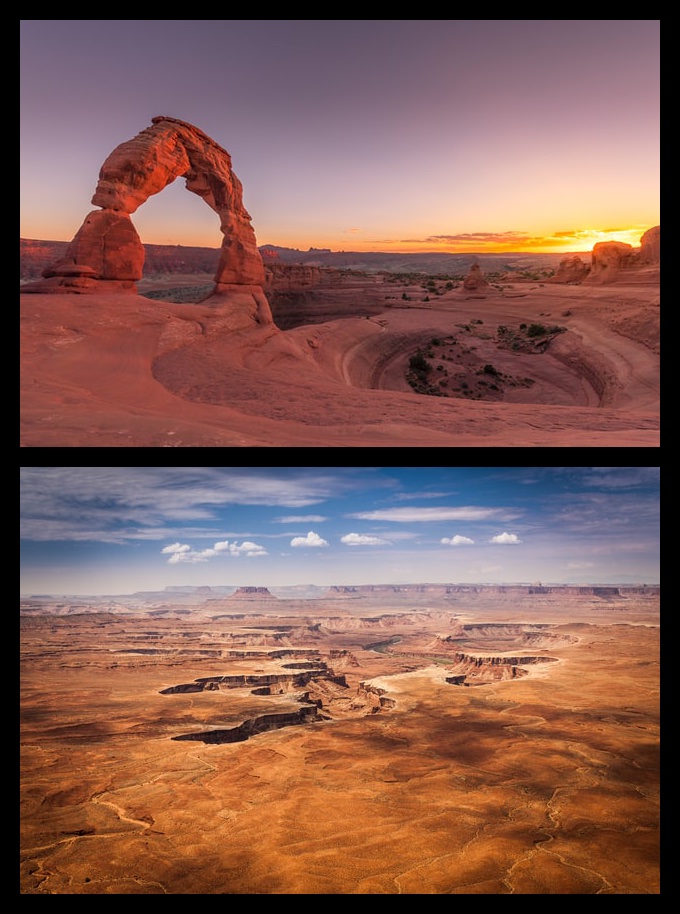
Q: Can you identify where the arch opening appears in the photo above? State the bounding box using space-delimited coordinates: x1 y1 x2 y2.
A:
132 180 221 304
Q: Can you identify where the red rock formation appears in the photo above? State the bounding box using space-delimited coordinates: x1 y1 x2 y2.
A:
586 241 635 283
24 116 272 328
638 225 660 264
264 262 322 290
586 226 660 284
547 254 590 284
462 262 489 292
43 210 145 282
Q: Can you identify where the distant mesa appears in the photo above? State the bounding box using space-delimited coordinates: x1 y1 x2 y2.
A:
22 116 272 329
228 586 278 600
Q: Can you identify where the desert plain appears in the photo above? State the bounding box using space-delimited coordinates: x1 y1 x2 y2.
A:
20 585 660 894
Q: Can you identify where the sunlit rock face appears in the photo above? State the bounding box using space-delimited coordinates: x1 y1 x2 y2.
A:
638 225 660 264
587 241 635 283
42 210 145 282
25 116 272 325
586 225 660 284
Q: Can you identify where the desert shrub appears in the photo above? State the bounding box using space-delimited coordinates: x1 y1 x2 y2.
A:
483 363 499 376
409 351 430 373
526 323 548 337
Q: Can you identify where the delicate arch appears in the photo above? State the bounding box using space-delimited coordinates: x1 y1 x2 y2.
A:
32 117 271 325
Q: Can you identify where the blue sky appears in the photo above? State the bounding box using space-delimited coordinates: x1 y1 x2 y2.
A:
19 467 660 595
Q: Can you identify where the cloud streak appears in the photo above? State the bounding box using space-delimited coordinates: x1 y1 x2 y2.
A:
350 507 518 523
19 467 362 542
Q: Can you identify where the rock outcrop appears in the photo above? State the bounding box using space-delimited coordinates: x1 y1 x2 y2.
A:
586 225 660 284
587 241 636 283
23 116 272 328
462 262 489 293
638 225 660 264
548 254 590 284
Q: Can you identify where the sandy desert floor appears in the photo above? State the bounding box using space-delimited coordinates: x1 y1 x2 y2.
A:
20 276 659 447
20 590 660 894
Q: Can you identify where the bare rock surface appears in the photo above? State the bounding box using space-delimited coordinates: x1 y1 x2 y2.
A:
20 589 660 894
20 277 659 447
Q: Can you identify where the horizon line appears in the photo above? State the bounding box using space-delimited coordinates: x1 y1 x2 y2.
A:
21 581 660 598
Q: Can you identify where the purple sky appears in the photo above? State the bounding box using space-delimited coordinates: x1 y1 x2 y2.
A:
20 20 660 254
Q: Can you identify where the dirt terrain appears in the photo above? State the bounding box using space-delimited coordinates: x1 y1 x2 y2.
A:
20 588 660 894
20 273 659 447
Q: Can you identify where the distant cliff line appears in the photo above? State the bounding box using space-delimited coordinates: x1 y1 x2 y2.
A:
21 582 659 604
21 238 573 281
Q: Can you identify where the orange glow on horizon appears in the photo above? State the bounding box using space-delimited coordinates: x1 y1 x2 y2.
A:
346 226 654 256
22 224 656 257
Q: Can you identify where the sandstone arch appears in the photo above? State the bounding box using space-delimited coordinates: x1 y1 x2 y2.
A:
28 116 272 326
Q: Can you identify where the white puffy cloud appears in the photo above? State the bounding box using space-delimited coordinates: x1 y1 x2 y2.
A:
490 532 523 545
161 542 191 555
290 531 329 548
341 533 391 546
230 541 268 557
161 540 267 563
165 548 209 564
441 535 475 545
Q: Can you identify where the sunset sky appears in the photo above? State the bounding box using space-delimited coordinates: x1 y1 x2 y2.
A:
20 467 660 595
20 20 659 255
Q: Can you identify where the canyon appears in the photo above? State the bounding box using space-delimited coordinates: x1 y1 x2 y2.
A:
20 584 659 894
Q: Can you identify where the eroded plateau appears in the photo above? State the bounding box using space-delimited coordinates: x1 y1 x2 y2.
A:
20 585 660 894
